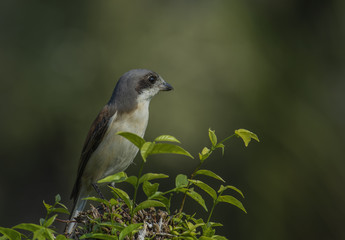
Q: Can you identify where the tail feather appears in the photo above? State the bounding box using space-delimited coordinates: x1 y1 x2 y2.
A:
65 190 89 236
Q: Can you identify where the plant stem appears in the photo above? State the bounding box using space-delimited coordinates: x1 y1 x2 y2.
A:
161 188 177 196
219 134 236 145
177 187 189 214
206 199 217 224
132 160 145 216
178 161 203 214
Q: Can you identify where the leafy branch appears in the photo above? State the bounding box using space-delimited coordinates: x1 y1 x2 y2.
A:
0 128 259 240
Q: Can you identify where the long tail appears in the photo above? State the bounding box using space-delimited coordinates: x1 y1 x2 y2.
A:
64 189 89 236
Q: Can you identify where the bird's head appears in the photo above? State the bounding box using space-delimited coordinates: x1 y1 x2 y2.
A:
109 69 173 112
134 69 173 101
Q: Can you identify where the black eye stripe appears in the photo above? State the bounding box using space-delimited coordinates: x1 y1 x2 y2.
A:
148 75 157 83
135 75 156 94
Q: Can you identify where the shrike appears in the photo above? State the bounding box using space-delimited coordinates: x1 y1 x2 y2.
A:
65 69 173 235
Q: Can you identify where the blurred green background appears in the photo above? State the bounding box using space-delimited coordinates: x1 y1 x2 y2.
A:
1 1 345 239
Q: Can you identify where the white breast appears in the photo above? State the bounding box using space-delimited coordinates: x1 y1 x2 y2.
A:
82 101 149 183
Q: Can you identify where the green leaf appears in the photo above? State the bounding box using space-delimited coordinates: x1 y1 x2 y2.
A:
201 147 210 155
56 202 68 210
212 235 228 240
149 192 171 210
189 180 217 200
202 224 216 237
39 218 45 226
55 194 61 203
139 173 169 184
125 176 138 187
209 222 223 228
80 233 117 240
199 237 214 240
98 172 127 184
140 142 155 162
43 229 55 240
188 222 205 232
0 227 22 240
154 135 181 143
142 181 159 198
43 214 57 227
185 189 208 211
55 235 68 240
33 228 49 240
217 195 247 213
175 174 188 188
109 198 119 206
119 223 143 240
117 131 146 149
218 185 244 198
98 222 124 231
199 147 211 163
110 187 132 210
83 197 110 206
234 129 259 147
215 143 225 156
14 223 43 233
150 143 194 159
191 217 205 225
46 229 56 240
50 208 70 214
194 169 225 182
133 200 166 214
209 129 217 146
49 207 69 215
43 201 52 211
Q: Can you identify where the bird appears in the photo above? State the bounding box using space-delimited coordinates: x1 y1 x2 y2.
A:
65 69 173 235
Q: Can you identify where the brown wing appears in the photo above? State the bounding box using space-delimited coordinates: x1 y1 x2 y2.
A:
70 104 117 201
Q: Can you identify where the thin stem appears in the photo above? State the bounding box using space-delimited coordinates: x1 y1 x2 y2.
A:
207 190 224 224
206 199 217 224
132 160 145 216
177 184 190 214
191 161 203 179
160 188 177 196
55 218 70 223
219 134 236 145
178 161 203 214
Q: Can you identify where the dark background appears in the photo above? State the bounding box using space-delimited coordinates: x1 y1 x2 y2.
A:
1 1 345 239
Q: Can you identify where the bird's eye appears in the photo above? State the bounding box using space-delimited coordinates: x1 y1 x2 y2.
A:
148 75 157 83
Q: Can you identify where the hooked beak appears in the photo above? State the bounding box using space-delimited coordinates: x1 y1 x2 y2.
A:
159 81 174 91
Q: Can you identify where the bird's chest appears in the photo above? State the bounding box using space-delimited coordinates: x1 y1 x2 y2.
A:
85 103 149 181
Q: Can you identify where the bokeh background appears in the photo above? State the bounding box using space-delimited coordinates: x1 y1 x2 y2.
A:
1 1 345 239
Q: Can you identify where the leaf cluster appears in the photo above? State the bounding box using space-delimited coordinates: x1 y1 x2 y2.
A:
0 195 69 240
0 128 259 240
